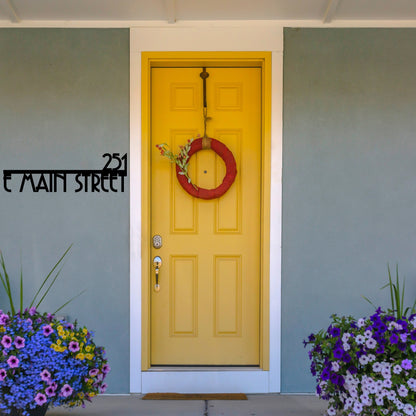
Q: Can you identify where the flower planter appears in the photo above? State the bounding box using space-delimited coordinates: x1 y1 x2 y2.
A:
0 309 109 414
305 309 416 416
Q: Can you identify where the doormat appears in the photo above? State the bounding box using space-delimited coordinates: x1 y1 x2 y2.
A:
142 393 248 400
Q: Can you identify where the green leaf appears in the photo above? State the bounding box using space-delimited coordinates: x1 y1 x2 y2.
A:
362 295 376 308
20 261 23 315
53 290 87 315
35 264 65 309
0 252 16 315
29 244 73 309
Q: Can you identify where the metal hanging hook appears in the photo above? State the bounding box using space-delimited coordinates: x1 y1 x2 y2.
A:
200 68 210 139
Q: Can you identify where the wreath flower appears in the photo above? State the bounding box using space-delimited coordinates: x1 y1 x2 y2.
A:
156 138 197 189
156 136 237 200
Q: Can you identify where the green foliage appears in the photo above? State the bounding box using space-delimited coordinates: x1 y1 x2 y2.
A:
363 264 416 319
156 138 198 189
0 245 85 315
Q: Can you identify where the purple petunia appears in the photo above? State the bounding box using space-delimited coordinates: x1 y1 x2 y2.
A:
42 325 53 336
66 323 75 330
68 341 80 353
1 335 12 349
60 384 73 398
102 364 111 374
7 355 19 368
40 369 51 382
14 336 25 349
402 359 413 370
390 333 399 344
330 327 341 337
0 368 7 381
45 385 56 397
342 352 351 363
34 393 47 406
89 368 99 377
0 313 9 325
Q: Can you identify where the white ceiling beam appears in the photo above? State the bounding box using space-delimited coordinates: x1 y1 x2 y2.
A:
323 0 341 24
165 0 176 24
3 0 20 23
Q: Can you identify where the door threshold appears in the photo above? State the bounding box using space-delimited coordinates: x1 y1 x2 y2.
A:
147 366 261 372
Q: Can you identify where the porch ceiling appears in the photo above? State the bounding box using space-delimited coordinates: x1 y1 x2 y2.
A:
0 0 416 25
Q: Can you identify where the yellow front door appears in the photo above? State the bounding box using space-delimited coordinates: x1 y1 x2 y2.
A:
150 66 261 365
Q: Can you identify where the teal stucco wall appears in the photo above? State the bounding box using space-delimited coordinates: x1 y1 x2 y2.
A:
0 29 129 393
282 28 416 392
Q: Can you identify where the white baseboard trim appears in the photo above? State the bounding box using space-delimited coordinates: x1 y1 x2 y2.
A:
141 370 270 394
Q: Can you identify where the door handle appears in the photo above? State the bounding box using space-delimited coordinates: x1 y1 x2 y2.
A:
153 256 162 292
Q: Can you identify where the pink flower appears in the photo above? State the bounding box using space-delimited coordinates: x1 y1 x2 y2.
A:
60 384 73 398
1 335 12 349
68 341 80 353
34 393 47 406
88 368 100 377
42 325 53 336
0 314 9 325
45 386 56 397
102 364 111 374
14 336 25 349
7 355 19 368
28 307 37 316
89 368 99 377
0 368 7 381
100 383 108 393
40 369 51 382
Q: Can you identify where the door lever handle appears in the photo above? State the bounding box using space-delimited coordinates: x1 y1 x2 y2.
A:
153 256 162 292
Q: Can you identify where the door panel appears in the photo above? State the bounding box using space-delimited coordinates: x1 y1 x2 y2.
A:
150 67 261 365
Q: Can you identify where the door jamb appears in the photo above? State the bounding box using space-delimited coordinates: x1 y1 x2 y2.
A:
141 51 271 371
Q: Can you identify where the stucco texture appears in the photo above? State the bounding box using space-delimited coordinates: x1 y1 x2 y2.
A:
0 29 129 393
282 28 416 392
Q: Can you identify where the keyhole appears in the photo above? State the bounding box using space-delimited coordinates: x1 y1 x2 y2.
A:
204 170 207 174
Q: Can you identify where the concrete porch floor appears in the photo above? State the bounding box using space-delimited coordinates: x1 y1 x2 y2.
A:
47 394 327 416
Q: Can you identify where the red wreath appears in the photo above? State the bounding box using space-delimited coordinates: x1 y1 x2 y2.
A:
175 137 237 200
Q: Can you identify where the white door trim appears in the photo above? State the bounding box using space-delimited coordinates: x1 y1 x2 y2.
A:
129 22 283 393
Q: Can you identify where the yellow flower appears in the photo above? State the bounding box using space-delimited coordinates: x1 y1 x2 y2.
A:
85 353 94 360
57 325 63 332
56 339 62 345
82 328 88 335
0 327 5 333
89 392 96 397
87 378 94 385
76 353 85 360
78 392 85 399
85 346 91 352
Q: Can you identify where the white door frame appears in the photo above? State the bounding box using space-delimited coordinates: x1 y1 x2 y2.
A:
129 22 283 393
